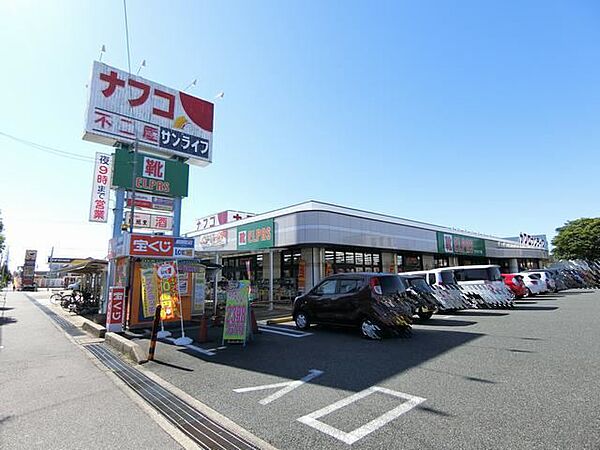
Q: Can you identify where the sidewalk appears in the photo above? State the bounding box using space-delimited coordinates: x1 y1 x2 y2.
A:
0 290 182 449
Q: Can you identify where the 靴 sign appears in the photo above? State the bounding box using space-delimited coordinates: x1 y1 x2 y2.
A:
83 61 214 167
112 148 189 197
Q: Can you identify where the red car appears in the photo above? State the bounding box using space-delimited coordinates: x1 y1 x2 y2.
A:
501 274 528 298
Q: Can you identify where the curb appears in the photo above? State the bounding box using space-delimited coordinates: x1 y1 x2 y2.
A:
105 332 148 364
266 316 293 325
81 318 106 338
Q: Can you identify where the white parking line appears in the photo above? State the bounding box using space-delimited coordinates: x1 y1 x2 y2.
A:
162 337 216 356
258 325 313 338
234 369 324 405
298 386 426 445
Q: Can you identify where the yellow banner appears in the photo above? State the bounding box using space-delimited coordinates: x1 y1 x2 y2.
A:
153 261 181 321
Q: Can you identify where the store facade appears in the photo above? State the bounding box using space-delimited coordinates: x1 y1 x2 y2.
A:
187 201 549 302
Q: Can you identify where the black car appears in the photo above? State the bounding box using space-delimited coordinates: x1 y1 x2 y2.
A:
293 273 415 339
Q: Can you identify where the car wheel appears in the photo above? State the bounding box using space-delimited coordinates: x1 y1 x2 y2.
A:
360 319 382 340
294 311 311 330
524 288 532 298
417 310 434 320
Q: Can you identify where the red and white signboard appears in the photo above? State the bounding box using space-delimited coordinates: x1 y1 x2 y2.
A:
106 286 125 332
83 61 214 167
125 211 173 231
89 152 112 223
130 235 174 257
126 192 174 211
196 210 255 231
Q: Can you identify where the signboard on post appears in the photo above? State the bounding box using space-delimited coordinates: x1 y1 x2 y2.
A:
89 152 112 223
112 148 189 197
106 286 125 332
124 211 173 231
140 267 158 318
223 280 250 344
126 192 174 211
22 250 37 288
436 232 486 257
237 219 274 250
83 61 214 167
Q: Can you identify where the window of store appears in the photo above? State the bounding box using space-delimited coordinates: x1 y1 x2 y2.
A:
397 253 422 272
222 255 263 281
324 248 382 273
434 255 449 268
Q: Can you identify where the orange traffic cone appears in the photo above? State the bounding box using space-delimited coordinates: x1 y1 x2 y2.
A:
197 315 208 343
250 308 259 334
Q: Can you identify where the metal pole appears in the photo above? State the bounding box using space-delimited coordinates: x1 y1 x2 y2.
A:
104 188 126 314
173 197 182 236
269 249 274 311
213 253 219 316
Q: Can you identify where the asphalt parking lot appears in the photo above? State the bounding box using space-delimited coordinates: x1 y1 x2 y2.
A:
133 290 600 449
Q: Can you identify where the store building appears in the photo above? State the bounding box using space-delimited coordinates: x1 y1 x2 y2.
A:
186 201 549 302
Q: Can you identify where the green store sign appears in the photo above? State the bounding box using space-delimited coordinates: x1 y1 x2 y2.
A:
112 148 189 197
437 232 486 257
237 219 274 250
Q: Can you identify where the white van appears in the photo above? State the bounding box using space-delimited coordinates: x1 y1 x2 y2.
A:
402 268 459 287
451 265 504 288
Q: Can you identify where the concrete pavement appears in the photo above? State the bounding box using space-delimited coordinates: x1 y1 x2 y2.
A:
0 289 182 449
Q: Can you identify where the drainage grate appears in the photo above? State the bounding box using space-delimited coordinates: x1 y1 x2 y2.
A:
26 295 85 337
85 343 259 450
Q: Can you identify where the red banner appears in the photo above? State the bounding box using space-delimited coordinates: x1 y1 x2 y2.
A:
130 235 174 257
106 287 126 332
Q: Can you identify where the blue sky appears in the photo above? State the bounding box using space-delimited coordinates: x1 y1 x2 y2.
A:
1 0 599 270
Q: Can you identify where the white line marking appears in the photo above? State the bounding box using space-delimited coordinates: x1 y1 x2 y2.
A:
163 337 216 356
297 386 425 445
258 326 313 338
234 369 324 405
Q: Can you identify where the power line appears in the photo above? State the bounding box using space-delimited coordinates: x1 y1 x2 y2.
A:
0 130 94 163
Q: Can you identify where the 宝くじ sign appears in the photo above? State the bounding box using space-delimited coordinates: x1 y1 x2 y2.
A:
83 61 214 166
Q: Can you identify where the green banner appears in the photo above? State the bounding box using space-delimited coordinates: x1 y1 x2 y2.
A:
112 148 189 197
223 280 250 343
437 232 486 257
236 218 274 250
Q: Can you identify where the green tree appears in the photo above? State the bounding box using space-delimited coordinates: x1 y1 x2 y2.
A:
552 218 600 260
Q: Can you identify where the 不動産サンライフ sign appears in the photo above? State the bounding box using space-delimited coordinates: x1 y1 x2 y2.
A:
237 219 274 250
112 148 189 197
83 61 214 166
436 232 486 257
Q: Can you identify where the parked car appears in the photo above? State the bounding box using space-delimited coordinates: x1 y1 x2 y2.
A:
501 274 528 298
399 274 441 320
520 273 545 296
293 273 414 339
527 271 557 293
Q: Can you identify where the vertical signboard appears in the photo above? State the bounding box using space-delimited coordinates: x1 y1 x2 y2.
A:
154 261 181 321
89 152 113 223
106 286 125 332
193 267 206 315
140 267 158 318
22 250 37 288
223 280 250 344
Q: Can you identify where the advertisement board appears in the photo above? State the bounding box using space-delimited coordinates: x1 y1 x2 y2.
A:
126 192 174 211
196 210 255 231
173 238 195 258
223 280 250 343
436 232 486 257
192 267 207 315
89 152 112 223
237 219 274 250
112 148 189 197
83 61 214 166
22 250 37 288
140 267 158 318
154 261 180 321
124 211 173 231
106 287 125 332
196 230 229 251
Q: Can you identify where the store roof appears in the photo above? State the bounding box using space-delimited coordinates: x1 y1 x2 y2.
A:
56 258 108 274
